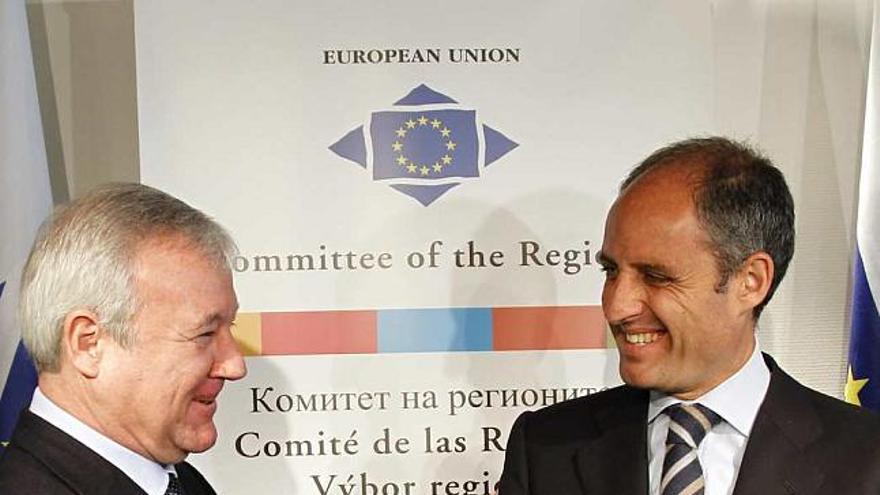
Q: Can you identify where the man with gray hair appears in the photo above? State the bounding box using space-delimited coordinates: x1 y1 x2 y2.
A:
0 183 246 494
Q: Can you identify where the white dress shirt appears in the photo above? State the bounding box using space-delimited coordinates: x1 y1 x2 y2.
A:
647 341 770 495
30 387 176 495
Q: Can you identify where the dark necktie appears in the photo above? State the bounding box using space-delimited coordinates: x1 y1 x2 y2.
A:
660 403 722 495
165 472 184 495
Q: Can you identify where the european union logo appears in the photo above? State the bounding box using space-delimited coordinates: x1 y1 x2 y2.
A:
329 84 518 206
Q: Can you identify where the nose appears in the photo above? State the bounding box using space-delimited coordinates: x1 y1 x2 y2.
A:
601 272 645 326
212 327 247 380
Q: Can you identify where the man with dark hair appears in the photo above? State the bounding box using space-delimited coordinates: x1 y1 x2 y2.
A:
0 183 246 494
499 137 880 494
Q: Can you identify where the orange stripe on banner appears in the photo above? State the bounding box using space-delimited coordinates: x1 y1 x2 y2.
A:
232 313 263 356
261 310 377 355
492 306 607 350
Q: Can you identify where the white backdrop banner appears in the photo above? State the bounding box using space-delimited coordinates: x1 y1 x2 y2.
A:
135 1 714 493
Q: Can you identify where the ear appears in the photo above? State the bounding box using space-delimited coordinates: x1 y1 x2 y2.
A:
61 310 104 378
736 251 775 311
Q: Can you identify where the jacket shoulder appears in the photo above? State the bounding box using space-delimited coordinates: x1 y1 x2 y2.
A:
789 375 880 439
766 357 880 440
0 439 76 494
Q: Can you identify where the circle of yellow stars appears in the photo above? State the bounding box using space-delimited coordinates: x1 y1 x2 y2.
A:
392 115 456 176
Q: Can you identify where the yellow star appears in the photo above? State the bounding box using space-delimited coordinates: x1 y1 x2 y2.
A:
441 155 452 165
392 142 403 152
433 163 443 172
446 141 457 151
396 155 408 165
396 128 407 138
407 164 417 173
845 366 869 406
417 116 429 126
440 128 451 137
405 119 416 129
420 166 429 176
431 119 441 128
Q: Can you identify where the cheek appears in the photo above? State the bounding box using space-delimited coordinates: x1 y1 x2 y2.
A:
178 356 216 392
100 349 151 394
170 346 216 372
647 292 710 350
667 295 734 348
646 289 693 325
155 355 213 401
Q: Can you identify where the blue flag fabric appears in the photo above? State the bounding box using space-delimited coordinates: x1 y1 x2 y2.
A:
0 342 38 447
846 0 880 411
0 0 53 451
847 252 880 410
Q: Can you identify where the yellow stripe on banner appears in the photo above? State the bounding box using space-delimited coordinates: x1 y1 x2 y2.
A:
232 313 262 356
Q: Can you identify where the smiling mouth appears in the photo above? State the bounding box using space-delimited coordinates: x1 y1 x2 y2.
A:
195 397 216 406
623 332 663 345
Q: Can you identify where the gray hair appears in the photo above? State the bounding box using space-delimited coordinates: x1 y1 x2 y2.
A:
19 183 236 372
622 136 795 318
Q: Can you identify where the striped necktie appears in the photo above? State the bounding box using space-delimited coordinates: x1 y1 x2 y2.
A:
660 403 722 495
165 473 184 495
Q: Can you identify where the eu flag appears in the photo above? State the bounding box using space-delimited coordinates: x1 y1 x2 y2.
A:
370 110 479 181
329 84 518 206
845 2 880 412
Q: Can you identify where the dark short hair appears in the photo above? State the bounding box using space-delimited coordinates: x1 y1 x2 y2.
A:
622 136 794 318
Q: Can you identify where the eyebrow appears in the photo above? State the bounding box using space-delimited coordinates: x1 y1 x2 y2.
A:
596 251 615 266
632 262 674 274
595 252 673 275
188 306 238 333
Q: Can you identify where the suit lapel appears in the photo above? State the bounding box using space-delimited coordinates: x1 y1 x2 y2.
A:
733 355 825 495
574 387 649 495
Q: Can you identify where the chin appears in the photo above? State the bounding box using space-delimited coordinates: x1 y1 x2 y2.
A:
619 365 658 390
180 426 219 455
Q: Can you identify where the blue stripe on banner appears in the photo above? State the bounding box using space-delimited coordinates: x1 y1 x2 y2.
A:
849 249 880 411
377 308 492 352
0 341 37 449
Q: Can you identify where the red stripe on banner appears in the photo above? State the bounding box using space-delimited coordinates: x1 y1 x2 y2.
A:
492 306 607 350
261 311 377 355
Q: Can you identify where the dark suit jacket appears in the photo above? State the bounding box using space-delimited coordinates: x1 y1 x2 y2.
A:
0 410 216 495
499 355 880 494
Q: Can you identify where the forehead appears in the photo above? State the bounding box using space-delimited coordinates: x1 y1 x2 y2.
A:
131 234 236 310
603 165 713 260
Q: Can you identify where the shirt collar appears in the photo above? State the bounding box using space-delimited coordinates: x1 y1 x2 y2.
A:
30 387 175 495
647 339 770 436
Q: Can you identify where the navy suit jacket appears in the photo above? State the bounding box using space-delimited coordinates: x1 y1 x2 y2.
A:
0 410 216 494
499 355 880 494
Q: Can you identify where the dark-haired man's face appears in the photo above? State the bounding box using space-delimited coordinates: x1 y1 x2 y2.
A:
598 166 756 400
